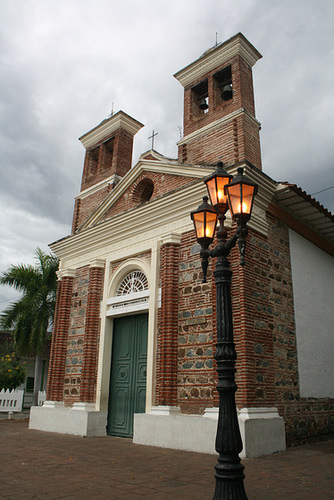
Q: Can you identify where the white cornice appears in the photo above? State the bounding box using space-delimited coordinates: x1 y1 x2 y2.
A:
160 233 182 246
89 258 105 268
79 111 144 150
50 165 277 270
177 108 261 147
174 33 262 88
51 182 207 266
57 268 76 279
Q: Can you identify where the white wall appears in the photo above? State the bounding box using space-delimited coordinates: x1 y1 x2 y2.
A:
289 230 334 398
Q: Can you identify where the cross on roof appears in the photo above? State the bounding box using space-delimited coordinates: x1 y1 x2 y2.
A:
148 130 159 150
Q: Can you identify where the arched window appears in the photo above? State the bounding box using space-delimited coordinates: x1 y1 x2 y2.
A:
116 270 148 296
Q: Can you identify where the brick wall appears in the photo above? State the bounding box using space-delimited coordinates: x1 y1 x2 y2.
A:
179 55 261 170
73 185 111 231
231 227 277 410
74 165 200 233
231 213 334 444
81 129 134 191
72 128 135 232
102 171 195 221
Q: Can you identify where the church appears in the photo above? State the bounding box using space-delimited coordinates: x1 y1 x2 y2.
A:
30 33 334 458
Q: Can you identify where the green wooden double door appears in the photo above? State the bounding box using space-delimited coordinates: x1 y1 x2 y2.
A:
107 313 148 438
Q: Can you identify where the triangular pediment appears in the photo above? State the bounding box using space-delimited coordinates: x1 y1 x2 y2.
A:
76 154 214 231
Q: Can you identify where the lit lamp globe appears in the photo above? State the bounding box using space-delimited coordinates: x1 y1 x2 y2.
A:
204 162 233 214
191 196 217 248
225 167 258 223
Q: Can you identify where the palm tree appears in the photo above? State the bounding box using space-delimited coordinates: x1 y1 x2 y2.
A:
0 248 59 406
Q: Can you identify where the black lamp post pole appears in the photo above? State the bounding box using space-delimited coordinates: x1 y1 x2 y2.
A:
191 163 257 499
211 217 247 499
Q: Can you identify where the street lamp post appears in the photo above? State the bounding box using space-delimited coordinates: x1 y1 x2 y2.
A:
191 162 258 500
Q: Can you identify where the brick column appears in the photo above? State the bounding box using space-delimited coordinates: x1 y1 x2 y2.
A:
156 237 181 406
47 270 75 401
231 228 276 409
80 260 105 403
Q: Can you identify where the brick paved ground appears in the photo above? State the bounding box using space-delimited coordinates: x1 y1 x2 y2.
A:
0 419 333 499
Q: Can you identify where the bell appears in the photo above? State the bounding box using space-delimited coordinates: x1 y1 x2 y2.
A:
221 84 233 101
199 98 209 110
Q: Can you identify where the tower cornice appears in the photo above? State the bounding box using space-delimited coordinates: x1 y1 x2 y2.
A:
174 33 262 88
79 111 144 150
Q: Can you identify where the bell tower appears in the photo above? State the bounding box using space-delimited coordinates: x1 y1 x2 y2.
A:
72 111 144 233
174 33 263 169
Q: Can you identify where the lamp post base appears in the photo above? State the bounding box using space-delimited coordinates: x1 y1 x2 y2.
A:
213 456 247 499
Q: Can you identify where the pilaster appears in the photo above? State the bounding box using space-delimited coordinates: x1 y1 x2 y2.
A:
81 261 105 403
156 235 181 405
47 270 75 401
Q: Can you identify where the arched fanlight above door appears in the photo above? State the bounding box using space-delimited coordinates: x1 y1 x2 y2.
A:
116 270 149 296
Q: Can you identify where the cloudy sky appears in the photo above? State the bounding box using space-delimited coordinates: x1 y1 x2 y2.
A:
1 0 334 311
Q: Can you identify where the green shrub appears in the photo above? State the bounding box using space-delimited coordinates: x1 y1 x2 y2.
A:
0 352 26 391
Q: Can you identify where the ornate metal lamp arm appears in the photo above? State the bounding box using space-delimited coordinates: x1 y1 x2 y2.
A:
236 220 249 267
199 216 249 282
200 246 211 284
211 215 238 260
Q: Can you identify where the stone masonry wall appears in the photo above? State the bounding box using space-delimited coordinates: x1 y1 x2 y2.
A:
177 231 216 414
63 266 90 405
231 213 334 444
176 217 334 444
81 265 105 403
47 276 74 401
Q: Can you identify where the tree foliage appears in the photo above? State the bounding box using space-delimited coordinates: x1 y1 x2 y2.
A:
0 248 59 356
0 343 26 391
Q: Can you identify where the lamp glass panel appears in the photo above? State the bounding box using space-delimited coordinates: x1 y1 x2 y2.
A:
226 183 241 215
206 176 230 207
192 211 205 239
241 184 255 215
206 178 218 206
205 211 217 239
227 183 255 215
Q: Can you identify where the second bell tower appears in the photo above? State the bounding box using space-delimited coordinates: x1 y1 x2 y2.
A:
174 33 263 170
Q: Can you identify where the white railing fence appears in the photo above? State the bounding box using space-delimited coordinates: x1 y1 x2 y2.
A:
38 390 46 406
0 389 24 412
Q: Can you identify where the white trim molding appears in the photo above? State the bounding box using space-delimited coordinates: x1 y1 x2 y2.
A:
79 111 144 150
106 290 150 317
174 32 262 88
177 108 261 148
89 258 106 268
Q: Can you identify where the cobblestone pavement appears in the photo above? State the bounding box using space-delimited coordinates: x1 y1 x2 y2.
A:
0 420 333 499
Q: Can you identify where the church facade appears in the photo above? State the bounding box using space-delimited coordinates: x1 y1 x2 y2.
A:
30 33 334 457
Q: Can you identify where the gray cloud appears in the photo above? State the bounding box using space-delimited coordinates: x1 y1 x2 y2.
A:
1 0 333 312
